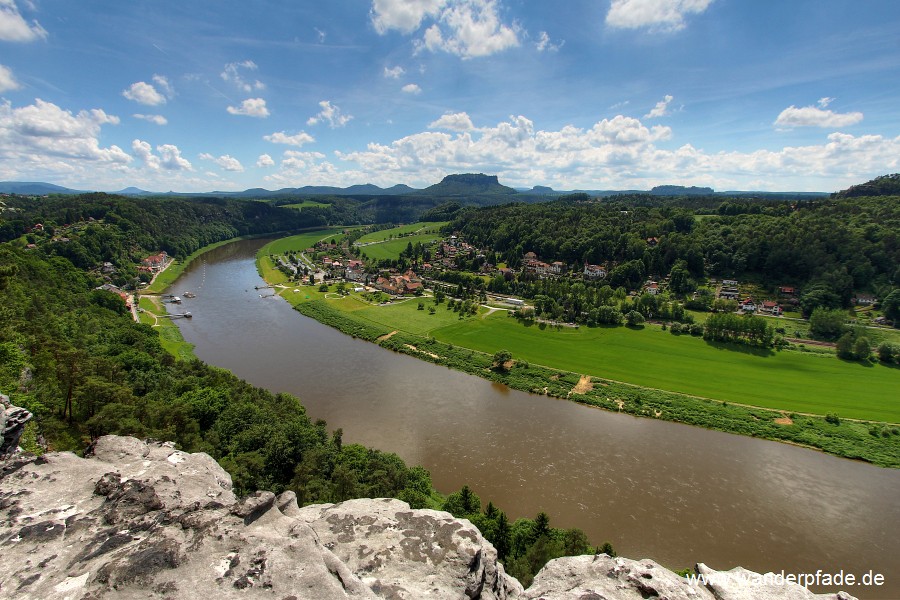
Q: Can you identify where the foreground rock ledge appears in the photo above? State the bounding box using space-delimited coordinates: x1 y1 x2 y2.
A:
0 436 855 599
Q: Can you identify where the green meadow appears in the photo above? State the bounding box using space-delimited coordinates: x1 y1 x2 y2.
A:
354 222 446 243
283 200 328 210
312 294 900 422
258 227 347 256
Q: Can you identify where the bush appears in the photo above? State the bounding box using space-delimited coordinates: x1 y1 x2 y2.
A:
825 413 841 425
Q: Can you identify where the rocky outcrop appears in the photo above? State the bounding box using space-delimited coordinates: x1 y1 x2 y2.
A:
523 554 856 600
0 393 32 458
0 435 857 599
0 435 520 599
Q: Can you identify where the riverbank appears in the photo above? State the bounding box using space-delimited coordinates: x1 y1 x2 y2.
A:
289 299 900 468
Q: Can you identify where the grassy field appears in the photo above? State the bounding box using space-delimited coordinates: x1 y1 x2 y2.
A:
355 222 446 244
258 227 347 256
310 293 900 422
429 313 900 422
283 200 328 210
360 232 445 261
137 296 196 360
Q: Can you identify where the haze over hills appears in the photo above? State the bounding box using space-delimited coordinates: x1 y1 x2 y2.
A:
0 174 831 199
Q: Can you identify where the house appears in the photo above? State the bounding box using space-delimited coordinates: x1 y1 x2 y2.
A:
722 279 738 287
778 286 797 297
550 261 566 275
719 287 739 300
740 298 757 312
760 301 782 315
854 294 876 306
141 252 169 272
498 267 515 280
583 264 607 279
646 281 660 295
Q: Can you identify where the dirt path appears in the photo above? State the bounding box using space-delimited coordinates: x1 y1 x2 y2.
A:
376 330 398 343
570 375 594 395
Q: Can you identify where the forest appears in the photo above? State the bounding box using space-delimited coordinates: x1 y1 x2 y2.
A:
0 192 604 582
445 193 900 315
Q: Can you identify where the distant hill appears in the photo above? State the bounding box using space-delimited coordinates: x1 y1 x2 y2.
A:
116 187 153 195
650 185 714 196
833 174 900 198
0 181 84 195
417 173 518 197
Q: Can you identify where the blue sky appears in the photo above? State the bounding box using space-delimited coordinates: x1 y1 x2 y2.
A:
1 0 899 192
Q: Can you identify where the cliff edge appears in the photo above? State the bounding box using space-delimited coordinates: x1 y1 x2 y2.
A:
0 430 856 599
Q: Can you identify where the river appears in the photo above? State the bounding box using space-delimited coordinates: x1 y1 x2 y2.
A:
171 238 900 599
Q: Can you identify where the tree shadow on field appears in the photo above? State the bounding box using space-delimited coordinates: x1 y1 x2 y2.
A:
703 339 775 357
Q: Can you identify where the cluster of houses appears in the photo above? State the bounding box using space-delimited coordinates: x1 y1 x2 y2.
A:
433 235 477 270
373 270 424 296
718 280 784 315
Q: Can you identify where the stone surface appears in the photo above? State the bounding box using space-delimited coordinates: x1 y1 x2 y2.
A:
0 393 32 458
523 555 856 600
0 434 859 599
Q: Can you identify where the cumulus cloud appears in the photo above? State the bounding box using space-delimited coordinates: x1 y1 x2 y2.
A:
0 99 130 167
384 65 406 79
199 152 244 172
370 0 446 34
133 114 167 125
402 83 422 94
418 0 519 58
644 94 673 119
227 98 269 118
329 112 898 191
263 130 315 146
429 111 475 131
256 153 275 167
221 60 265 93
158 144 193 171
606 0 715 32
123 81 167 106
307 100 352 128
535 31 562 52
131 140 194 171
0 0 47 42
775 103 863 128
0 63 20 92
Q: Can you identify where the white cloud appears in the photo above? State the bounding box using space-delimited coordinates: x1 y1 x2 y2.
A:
370 0 446 34
644 94 673 119
263 130 315 146
535 31 562 52
774 104 863 128
0 63 20 92
152 74 175 98
606 0 715 32
256 153 275 167
817 97 834 108
0 0 47 42
307 100 353 128
133 114 167 126
429 111 475 131
199 152 244 172
123 81 166 106
314 27 326 43
157 144 193 171
402 83 422 94
384 65 406 79
221 60 265 93
131 139 160 170
418 0 519 59
227 98 270 118
0 99 129 168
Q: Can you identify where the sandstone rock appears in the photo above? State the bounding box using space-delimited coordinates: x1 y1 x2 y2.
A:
0 436 859 600
0 393 32 458
523 555 857 600
296 498 524 599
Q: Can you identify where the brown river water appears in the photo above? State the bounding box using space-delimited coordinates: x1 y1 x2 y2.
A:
171 239 900 598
